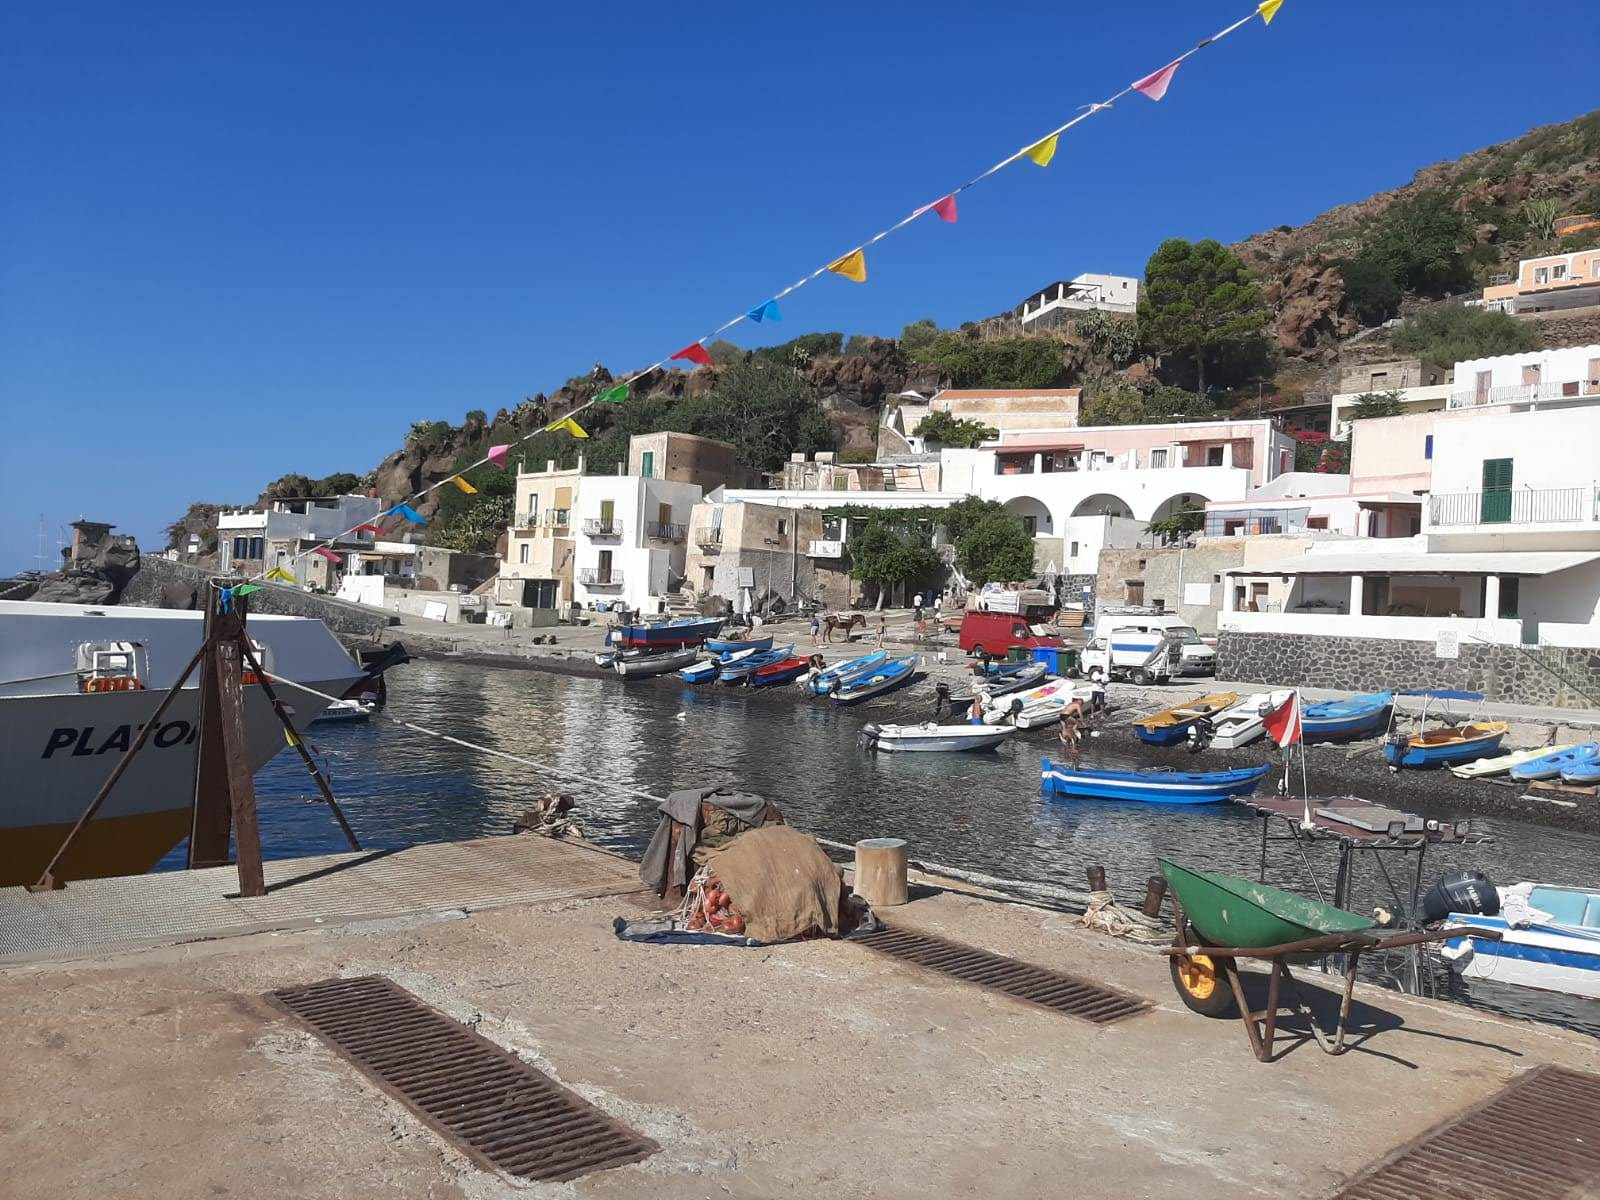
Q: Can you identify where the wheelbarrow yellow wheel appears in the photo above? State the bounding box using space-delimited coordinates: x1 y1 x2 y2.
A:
1170 951 1237 1018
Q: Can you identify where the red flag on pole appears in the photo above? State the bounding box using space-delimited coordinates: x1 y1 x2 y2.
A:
1264 690 1302 748
671 343 714 367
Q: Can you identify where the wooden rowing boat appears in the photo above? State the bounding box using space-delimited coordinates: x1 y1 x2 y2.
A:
1132 692 1238 746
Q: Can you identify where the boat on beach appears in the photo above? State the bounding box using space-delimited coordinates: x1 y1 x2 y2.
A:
1561 759 1600 785
614 646 701 678
679 645 760 683
749 656 810 688
1301 691 1393 742
1041 760 1271 805
617 615 723 649
1508 742 1600 782
810 650 888 695
974 662 1049 699
1132 692 1239 746
1206 691 1292 750
1382 689 1508 769
706 634 772 655
981 679 1078 728
1451 743 1578 779
860 723 1016 753
717 646 795 684
831 656 917 705
1446 882 1600 1000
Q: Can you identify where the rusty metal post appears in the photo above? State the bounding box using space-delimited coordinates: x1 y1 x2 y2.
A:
188 589 234 868
1086 864 1107 893
1141 874 1168 919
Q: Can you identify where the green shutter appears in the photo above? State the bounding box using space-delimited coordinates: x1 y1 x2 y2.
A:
1480 458 1513 523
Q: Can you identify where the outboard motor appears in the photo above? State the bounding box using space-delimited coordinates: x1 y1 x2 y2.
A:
1185 715 1215 754
934 681 951 718
1007 697 1025 727
859 724 881 752
1419 870 1500 925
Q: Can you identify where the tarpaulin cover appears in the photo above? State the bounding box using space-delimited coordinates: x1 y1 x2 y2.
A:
709 826 845 944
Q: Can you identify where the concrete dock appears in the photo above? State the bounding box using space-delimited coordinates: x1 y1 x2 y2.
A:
4 833 1600 1198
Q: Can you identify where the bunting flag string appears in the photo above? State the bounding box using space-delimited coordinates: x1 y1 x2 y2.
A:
234 1 1288 590
265 566 297 584
447 475 478 494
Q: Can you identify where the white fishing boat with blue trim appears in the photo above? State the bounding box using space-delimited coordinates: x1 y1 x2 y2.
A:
1444 883 1600 1001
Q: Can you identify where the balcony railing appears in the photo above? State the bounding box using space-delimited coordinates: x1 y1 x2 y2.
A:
542 509 570 529
1448 380 1600 409
694 526 723 551
1428 487 1595 527
582 518 623 537
646 521 686 542
577 567 623 586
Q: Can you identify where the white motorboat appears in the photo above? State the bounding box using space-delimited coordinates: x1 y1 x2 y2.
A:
1444 882 1600 1000
982 679 1083 729
614 645 701 678
310 697 376 725
0 600 365 886
1206 691 1292 750
860 723 1016 753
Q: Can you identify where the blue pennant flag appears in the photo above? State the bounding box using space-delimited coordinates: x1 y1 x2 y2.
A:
746 299 782 324
388 503 428 525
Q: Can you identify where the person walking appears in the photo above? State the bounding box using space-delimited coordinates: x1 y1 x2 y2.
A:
809 612 821 646
876 614 887 648
1088 668 1108 717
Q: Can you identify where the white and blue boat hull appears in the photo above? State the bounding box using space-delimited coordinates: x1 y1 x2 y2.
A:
1040 760 1271 805
1445 914 1600 1001
1301 691 1393 742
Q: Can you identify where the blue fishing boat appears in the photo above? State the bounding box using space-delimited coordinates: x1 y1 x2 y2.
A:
717 645 795 684
1509 741 1600 782
749 655 810 688
1132 693 1238 746
1040 760 1271 805
1301 691 1393 742
618 615 723 649
680 645 761 683
1446 882 1600 1000
831 656 917 705
1382 690 1507 769
973 660 1031 677
706 634 772 655
810 650 888 695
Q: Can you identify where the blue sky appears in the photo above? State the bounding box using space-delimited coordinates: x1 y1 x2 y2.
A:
3 2 1597 572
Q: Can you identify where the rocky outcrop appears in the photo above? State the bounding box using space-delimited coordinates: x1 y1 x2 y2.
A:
31 533 141 606
807 338 912 409
1266 259 1357 357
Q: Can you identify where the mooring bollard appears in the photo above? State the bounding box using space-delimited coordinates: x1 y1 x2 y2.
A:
1086 864 1107 893
855 837 910 907
1141 874 1168 919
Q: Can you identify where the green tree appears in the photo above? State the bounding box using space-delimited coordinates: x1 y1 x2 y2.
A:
1365 192 1471 296
312 472 364 495
1077 387 1147 426
1522 196 1561 240
752 332 843 370
914 410 997 448
1143 385 1221 424
1339 255 1405 326
1391 304 1540 364
705 339 745 366
954 508 1035 586
1137 238 1272 395
1072 308 1138 366
899 319 940 358
907 331 1066 388
1145 506 1204 544
846 520 942 607
1346 389 1405 422
670 359 834 473
432 493 513 553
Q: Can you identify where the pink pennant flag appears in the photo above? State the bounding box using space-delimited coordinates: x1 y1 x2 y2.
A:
1132 59 1181 101
672 343 714 367
487 444 510 469
352 523 382 534
312 547 342 563
932 194 958 223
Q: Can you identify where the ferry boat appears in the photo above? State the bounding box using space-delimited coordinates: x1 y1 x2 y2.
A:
0 600 365 886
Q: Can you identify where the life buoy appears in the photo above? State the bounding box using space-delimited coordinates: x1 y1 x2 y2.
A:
81 676 144 693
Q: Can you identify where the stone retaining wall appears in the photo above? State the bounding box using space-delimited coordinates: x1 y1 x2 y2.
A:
1219 630 1600 709
122 556 396 640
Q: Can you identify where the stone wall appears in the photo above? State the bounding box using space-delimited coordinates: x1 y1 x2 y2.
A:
1219 629 1600 708
1526 305 1600 351
122 556 396 639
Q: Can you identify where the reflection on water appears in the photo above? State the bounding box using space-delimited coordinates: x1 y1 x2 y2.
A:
165 658 1600 1035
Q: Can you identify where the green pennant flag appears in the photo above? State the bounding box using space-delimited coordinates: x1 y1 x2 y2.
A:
596 382 629 404
233 584 262 597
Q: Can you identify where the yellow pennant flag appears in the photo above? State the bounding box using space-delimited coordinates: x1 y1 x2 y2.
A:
1025 134 1058 167
1257 0 1284 24
827 249 867 283
447 475 478 494
265 566 296 584
545 415 590 439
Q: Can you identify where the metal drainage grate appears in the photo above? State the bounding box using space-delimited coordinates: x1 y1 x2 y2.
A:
852 925 1147 1025
1337 1064 1600 1199
268 975 658 1183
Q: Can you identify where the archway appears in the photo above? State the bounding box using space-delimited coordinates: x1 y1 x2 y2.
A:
1003 495 1054 537
1070 493 1134 519
1147 492 1208 524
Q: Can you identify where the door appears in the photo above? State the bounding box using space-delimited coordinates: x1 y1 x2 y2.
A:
1248 582 1268 611
641 451 654 479
1481 458 1513 523
1125 581 1144 606
599 499 615 532
597 550 613 584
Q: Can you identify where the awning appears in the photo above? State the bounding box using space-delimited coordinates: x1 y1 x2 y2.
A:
1224 550 1600 578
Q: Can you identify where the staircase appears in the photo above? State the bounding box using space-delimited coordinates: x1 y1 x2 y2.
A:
662 589 699 619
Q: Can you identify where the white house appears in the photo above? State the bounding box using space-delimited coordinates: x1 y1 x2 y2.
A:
1019 273 1139 327
216 493 384 588
570 471 703 615
1202 474 1421 540
1449 344 1600 414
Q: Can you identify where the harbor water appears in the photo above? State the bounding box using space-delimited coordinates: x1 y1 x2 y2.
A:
166 657 1600 1035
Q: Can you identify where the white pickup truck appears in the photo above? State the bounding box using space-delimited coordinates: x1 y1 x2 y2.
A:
1076 629 1180 685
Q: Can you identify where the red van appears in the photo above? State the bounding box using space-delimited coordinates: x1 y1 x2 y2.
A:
958 611 1066 659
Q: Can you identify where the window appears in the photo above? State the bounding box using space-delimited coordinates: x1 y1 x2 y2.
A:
1424 434 1433 459
1498 577 1521 619
1306 516 1328 530
640 451 654 478
519 543 529 564
1022 515 1037 536
1552 264 1567 280
1481 458 1514 524
777 518 787 536
1206 446 1225 466
1369 371 1388 388
1522 364 1541 386
1069 541 1079 557
1589 359 1600 391
1150 448 1169 469
1534 266 1550 284
1224 520 1244 536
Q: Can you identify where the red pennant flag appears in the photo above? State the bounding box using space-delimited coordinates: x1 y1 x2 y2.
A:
487 444 510 468
932 194 958 223
312 547 343 563
1263 691 1301 748
671 343 714 367
1132 59 1181 101
352 523 382 534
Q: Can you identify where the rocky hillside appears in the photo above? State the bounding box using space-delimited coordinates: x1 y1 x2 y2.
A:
1236 109 1600 360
